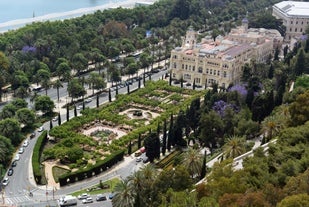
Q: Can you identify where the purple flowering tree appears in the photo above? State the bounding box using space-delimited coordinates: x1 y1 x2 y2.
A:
212 100 239 117
22 46 36 53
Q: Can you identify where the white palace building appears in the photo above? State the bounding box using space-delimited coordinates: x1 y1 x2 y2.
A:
272 1 309 41
170 20 283 88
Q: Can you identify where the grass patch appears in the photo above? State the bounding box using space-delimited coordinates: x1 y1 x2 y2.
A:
71 177 120 196
52 166 71 183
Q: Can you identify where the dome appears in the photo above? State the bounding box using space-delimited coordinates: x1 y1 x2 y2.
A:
242 18 249 24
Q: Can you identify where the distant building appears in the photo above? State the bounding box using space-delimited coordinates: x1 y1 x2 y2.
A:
170 20 283 88
272 1 309 41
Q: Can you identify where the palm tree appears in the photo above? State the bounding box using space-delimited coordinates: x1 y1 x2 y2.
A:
222 135 246 159
262 115 282 140
53 79 63 102
112 179 135 207
182 148 203 178
127 171 144 206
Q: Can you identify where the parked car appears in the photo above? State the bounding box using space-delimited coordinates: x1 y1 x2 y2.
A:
136 157 142 162
7 168 14 176
143 157 149 163
38 126 44 132
77 193 90 200
108 193 114 200
76 105 83 110
14 154 20 161
82 197 93 204
85 98 92 103
96 194 107 201
2 177 9 186
23 140 29 147
11 161 17 167
52 116 58 122
30 132 36 139
18 147 24 154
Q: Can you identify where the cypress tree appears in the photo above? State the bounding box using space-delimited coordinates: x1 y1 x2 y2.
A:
138 133 141 149
193 79 196 90
127 84 130 94
58 113 61 126
74 105 77 117
50 120 53 130
143 73 146 85
180 78 183 88
116 85 118 95
66 104 69 121
169 73 172 86
200 151 207 179
108 88 112 102
82 99 85 110
138 77 141 89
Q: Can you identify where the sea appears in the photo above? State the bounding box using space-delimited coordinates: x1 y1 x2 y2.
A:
0 0 155 33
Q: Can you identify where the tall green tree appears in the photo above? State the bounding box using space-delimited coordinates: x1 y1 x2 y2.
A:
67 78 86 102
0 118 22 146
34 95 55 115
144 132 160 163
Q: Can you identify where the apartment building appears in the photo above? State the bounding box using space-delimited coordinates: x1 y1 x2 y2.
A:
272 1 309 41
170 20 283 88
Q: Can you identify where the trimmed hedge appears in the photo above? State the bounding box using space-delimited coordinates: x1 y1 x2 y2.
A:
32 130 48 184
58 150 124 186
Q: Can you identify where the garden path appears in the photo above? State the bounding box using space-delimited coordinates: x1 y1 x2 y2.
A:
43 160 70 190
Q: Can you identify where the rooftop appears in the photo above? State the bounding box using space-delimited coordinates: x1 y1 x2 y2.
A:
273 1 309 17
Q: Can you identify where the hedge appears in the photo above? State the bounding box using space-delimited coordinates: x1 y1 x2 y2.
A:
32 130 48 184
58 150 124 186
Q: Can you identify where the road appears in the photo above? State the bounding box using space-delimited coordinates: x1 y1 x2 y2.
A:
2 68 168 206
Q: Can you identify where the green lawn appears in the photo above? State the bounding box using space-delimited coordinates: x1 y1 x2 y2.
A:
70 177 120 196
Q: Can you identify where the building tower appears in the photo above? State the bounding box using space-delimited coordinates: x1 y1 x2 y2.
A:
242 17 249 33
182 26 197 49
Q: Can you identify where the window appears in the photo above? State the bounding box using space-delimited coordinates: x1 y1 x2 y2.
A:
301 28 303 32
182 64 184 69
210 69 212 75
185 65 188 70
224 71 227 78
189 65 191 71
198 67 203 73
173 63 177 69
193 66 195 71
214 70 216 75
296 21 298 24
184 74 191 80
217 71 220 76
206 69 209 74
291 21 293 24
295 28 297 32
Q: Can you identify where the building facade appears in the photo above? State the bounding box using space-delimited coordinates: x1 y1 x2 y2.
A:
272 1 309 41
170 22 283 88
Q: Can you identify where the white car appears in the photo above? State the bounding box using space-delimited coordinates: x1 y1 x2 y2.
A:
2 177 9 186
18 147 24 154
82 197 93 204
77 193 89 200
136 157 142 162
85 98 92 103
23 140 29 147
52 117 58 122
38 126 44 132
76 105 83 110
14 154 20 161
